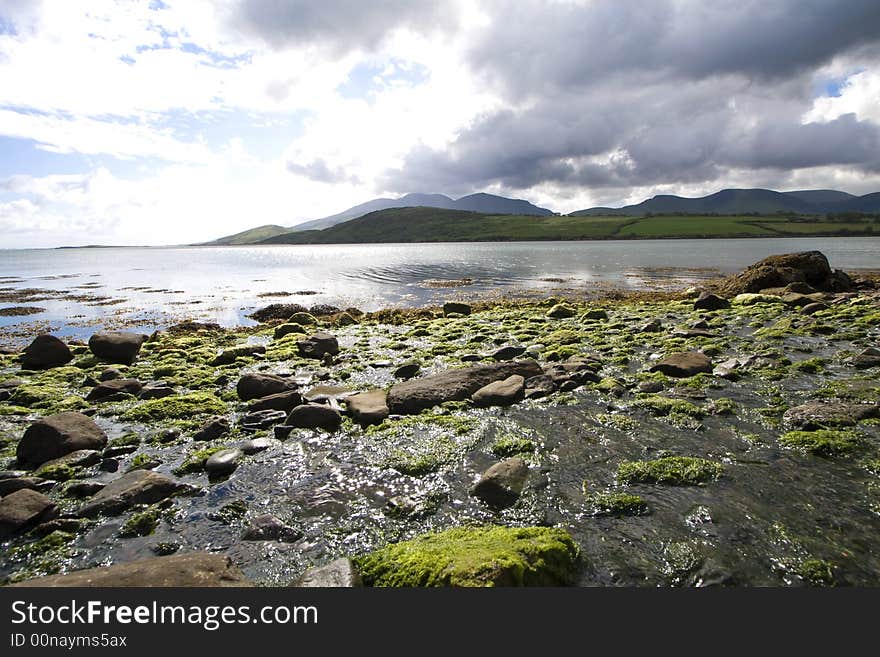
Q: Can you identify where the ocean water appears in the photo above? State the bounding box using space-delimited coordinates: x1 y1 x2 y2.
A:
0 237 878 345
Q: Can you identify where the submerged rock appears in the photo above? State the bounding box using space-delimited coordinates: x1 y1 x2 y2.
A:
471 375 525 407
8 552 250 587
783 402 880 431
649 352 713 378
241 514 302 542
346 390 390 426
17 412 108 468
78 470 185 517
387 360 542 414
205 448 243 477
20 334 73 370
0 488 58 538
355 525 578 586
469 457 529 508
88 331 147 364
295 558 362 587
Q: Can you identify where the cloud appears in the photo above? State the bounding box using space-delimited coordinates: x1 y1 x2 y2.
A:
229 0 458 54
286 157 360 184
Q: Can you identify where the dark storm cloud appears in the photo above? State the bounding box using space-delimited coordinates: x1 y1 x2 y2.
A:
385 0 880 200
229 0 455 53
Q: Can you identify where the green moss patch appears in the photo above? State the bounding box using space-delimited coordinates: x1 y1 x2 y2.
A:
617 456 723 486
779 430 862 457
584 490 650 516
634 396 704 418
491 434 536 457
121 391 226 422
355 525 579 587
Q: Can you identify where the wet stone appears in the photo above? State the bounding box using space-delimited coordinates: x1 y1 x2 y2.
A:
241 515 302 542
239 409 287 431
295 558 362 587
205 448 243 478
193 417 230 442
469 457 529 509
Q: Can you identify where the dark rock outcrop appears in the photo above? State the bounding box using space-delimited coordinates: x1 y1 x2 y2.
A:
17 412 108 468
236 373 296 401
88 331 148 364
717 251 852 296
78 470 185 517
649 352 713 378
20 335 73 370
0 488 58 538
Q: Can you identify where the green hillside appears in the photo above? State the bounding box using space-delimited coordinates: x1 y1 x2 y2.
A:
260 207 878 244
201 224 291 246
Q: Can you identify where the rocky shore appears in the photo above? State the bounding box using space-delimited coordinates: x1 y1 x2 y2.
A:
0 251 878 587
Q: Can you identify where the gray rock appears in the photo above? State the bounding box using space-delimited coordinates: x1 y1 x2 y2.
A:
469 457 529 509
582 309 608 320
301 385 354 403
247 389 303 414
638 380 665 393
693 292 730 311
472 375 525 407
387 360 542 414
236 373 296 401
295 558 362 587
0 476 53 496
781 292 813 307
649 352 713 378
783 401 880 431
443 301 471 316
138 384 175 400
99 368 124 381
712 358 742 379
671 327 716 338
346 390 390 426
0 489 58 538
193 416 230 442
393 361 421 379
88 331 147 364
273 323 307 339
240 437 276 455
524 374 555 399
239 409 287 431
546 303 576 319
64 480 106 498
8 552 251 587
211 344 266 366
297 332 339 359
40 449 102 469
241 514 302 542
638 319 663 333
800 302 829 315
86 378 143 401
286 403 342 431
491 345 527 361
205 448 243 477
20 334 73 370
17 412 108 468
851 347 880 369
78 470 185 517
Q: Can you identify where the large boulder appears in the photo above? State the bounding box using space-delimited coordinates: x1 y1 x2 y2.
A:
78 470 185 517
0 488 58 538
346 390 390 426
387 360 542 414
649 352 713 378
236 373 296 401
20 335 73 370
297 332 339 359
88 331 148 364
8 552 250 587
717 251 851 296
17 412 108 468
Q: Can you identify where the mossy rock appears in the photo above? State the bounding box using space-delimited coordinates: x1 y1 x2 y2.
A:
797 559 834 586
546 304 576 319
584 490 650 516
617 456 723 485
119 507 162 537
121 392 226 422
355 526 579 587
779 430 862 457
491 435 536 458
634 395 704 418
288 312 317 325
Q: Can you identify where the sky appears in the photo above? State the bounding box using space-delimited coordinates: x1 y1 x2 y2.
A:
1 0 879 248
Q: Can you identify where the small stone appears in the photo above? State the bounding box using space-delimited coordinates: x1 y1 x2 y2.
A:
491 345 527 361
638 380 664 393
443 302 471 316
86 378 143 402
346 390 390 426
64 480 106 498
693 292 730 311
295 558 362 587
393 361 421 379
301 385 354 403
241 514 302 542
582 309 608 320
236 373 296 401
78 470 185 517
472 375 525 407
273 323 307 339
286 403 342 432
297 332 339 359
800 302 828 315
650 352 713 378
524 374 555 399
240 437 276 455
469 457 529 509
193 416 230 442
0 476 53 496
638 319 662 333
211 344 266 366
546 303 576 319
99 368 124 381
239 409 287 431
205 448 243 478
247 389 303 413
39 449 101 469
20 334 73 370
0 489 58 538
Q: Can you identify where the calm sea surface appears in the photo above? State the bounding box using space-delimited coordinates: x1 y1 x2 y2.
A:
0 237 878 344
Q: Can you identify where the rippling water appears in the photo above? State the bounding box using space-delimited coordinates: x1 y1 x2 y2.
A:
0 237 877 345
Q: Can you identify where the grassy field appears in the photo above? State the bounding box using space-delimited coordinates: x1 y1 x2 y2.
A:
260 207 878 244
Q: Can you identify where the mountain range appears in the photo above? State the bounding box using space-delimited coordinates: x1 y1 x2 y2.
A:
204 188 880 245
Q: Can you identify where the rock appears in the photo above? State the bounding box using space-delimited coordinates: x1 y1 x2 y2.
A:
138 384 175 400
491 345 527 361
0 476 52 496
524 374 555 399
732 293 782 306
472 375 525 407
240 437 276 455
205 448 243 477
649 352 713 378
247 390 303 413
638 319 662 333
236 373 296 401
717 251 849 296
297 332 339 359
546 303 576 319
582 309 608 320
469 457 529 509
346 390 390 426
393 361 421 379
295 558 362 587
239 409 287 431
694 292 730 311
192 416 230 442
712 358 742 379
443 301 471 316
78 470 185 517
85 378 143 401
64 480 106 498
17 412 108 468
387 360 542 414
800 302 829 315
248 303 308 322
309 304 341 316
671 327 716 338
40 449 101 469
638 380 665 393
289 311 318 325
0 489 58 538
273 323 307 339
211 344 265 366
88 331 147 364
851 348 880 369
781 293 813 307
99 367 124 381
302 385 354 403
20 334 73 370
241 515 302 542
8 552 250 587
286 403 342 431
783 402 880 431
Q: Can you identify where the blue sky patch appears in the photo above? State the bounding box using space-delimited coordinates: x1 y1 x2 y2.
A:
338 59 430 101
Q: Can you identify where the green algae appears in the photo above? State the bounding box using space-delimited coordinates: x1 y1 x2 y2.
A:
173 445 228 475
584 490 650 516
618 456 723 486
634 396 704 418
119 506 162 537
797 558 834 586
121 391 226 422
778 430 862 457
490 434 536 457
355 526 579 587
